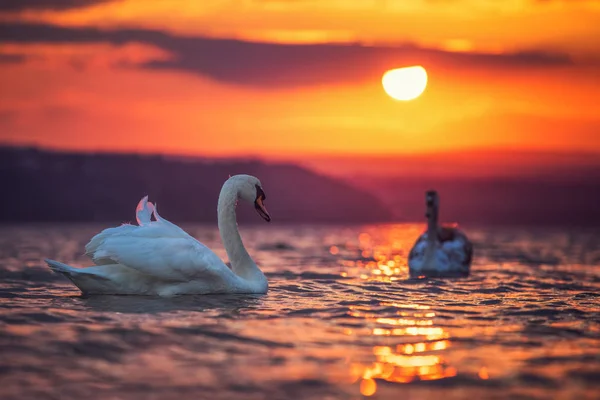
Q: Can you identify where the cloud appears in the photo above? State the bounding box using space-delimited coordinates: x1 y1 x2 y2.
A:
0 53 26 63
0 0 115 12
0 22 576 88
0 110 18 124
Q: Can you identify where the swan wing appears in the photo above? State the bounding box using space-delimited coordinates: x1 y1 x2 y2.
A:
441 230 473 268
85 198 236 283
85 224 139 265
85 196 156 265
135 195 155 225
408 232 428 262
87 223 235 283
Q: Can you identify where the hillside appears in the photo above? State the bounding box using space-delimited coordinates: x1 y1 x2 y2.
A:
353 175 600 227
0 147 392 223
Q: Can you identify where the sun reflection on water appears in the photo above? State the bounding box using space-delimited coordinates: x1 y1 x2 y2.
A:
2 224 598 399
336 225 426 282
346 302 456 397
330 227 459 395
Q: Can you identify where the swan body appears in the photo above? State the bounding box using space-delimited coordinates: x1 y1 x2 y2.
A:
44 174 271 296
408 190 473 277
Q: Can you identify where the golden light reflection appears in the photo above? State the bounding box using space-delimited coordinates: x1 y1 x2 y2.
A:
337 225 426 282
380 302 431 310
360 378 377 396
346 301 456 396
375 317 433 326
372 327 447 340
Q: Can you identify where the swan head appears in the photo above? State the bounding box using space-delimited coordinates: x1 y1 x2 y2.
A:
425 190 439 219
231 174 271 222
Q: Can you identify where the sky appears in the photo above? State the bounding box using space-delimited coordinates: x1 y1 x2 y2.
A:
1 0 599 177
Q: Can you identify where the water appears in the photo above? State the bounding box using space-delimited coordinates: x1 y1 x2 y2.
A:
0 223 599 400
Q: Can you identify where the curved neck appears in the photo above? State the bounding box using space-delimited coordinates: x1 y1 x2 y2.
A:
217 180 263 281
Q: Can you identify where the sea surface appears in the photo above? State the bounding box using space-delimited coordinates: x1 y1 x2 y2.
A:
0 223 599 400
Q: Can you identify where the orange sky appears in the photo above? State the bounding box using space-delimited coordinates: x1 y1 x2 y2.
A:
0 0 599 176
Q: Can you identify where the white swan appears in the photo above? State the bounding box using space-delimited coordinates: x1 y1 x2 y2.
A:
408 190 473 277
44 174 271 296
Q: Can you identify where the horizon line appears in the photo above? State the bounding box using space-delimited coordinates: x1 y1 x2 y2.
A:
3 142 600 162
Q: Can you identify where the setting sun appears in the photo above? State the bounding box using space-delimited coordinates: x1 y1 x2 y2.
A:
382 66 428 101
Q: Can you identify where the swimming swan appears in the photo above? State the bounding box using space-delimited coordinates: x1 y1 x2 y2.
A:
44 174 271 296
408 190 473 277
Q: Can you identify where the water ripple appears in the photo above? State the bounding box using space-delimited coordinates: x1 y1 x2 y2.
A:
0 223 599 399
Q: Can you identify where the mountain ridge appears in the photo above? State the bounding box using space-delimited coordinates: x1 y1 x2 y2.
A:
0 146 392 223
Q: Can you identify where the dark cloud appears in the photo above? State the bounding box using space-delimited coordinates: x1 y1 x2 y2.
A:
0 0 115 12
0 110 18 124
0 53 26 63
0 22 575 88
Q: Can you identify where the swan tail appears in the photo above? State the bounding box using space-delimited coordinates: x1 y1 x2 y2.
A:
45 259 114 294
45 259 78 275
45 260 157 295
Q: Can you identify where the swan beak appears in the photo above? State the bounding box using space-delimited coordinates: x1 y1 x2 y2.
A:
254 197 271 222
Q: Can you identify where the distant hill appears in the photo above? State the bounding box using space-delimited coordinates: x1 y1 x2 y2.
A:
353 175 600 227
3 146 597 226
0 147 393 223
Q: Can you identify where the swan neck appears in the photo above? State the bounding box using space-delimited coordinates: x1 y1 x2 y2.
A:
427 206 438 242
217 180 262 280
424 204 439 265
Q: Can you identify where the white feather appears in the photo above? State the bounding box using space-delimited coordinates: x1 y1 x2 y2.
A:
45 175 270 296
408 232 472 275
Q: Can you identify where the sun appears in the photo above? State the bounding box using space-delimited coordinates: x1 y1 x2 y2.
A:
382 66 428 101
